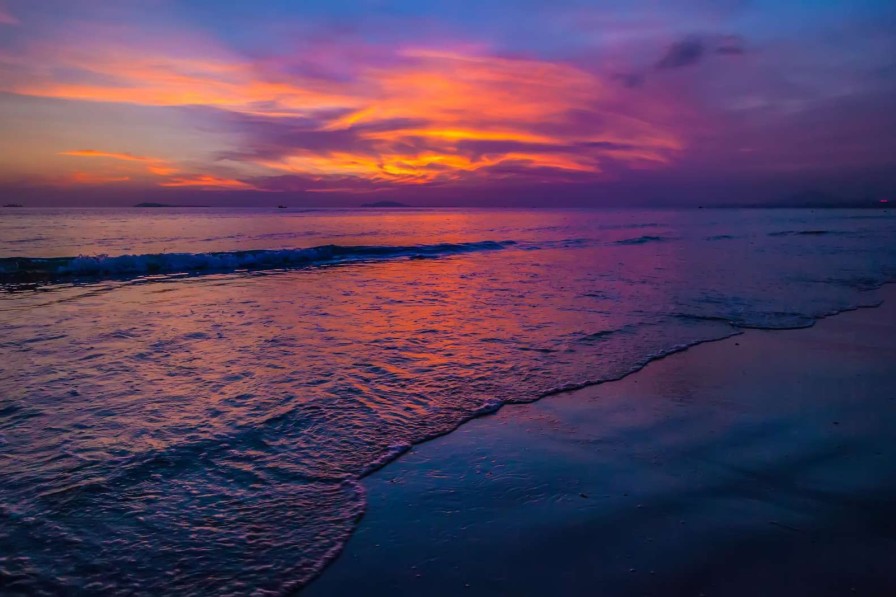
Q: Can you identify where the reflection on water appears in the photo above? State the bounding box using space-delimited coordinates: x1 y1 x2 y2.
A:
1 208 895 593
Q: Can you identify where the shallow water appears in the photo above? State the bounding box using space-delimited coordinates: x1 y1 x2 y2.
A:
1 207 895 594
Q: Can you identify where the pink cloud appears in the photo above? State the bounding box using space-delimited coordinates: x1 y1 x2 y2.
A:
1 31 690 192
0 2 19 26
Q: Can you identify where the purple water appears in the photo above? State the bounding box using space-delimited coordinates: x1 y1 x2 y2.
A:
1 207 895 594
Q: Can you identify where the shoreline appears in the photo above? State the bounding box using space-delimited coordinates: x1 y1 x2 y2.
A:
353 286 889 484
307 284 896 595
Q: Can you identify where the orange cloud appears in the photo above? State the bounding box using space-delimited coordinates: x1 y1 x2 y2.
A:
59 148 251 190
69 172 131 185
360 128 556 144
253 51 682 184
159 174 258 190
330 50 600 130
61 148 181 181
61 149 157 163
8 37 685 189
3 43 357 116
261 149 597 185
146 164 180 176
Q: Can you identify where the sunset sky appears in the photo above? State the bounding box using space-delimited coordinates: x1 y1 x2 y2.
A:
1 0 894 206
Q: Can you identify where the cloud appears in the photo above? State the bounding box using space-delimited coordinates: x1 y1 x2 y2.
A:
655 34 746 71
210 50 684 187
655 37 706 69
4 29 685 192
60 149 157 162
158 175 258 190
0 1 893 205
715 35 745 55
69 172 130 185
612 73 644 88
59 148 255 190
60 148 177 179
0 38 358 117
0 1 19 26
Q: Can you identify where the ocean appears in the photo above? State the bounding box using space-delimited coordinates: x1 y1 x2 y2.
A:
1 206 895 594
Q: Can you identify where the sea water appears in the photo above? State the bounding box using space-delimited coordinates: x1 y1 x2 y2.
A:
1 207 894 594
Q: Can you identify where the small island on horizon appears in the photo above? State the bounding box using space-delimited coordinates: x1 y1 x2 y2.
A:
360 201 409 208
134 202 209 208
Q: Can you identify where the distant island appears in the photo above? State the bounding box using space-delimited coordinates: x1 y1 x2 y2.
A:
134 202 208 208
3 203 23 207
775 190 891 209
361 201 409 208
724 190 892 209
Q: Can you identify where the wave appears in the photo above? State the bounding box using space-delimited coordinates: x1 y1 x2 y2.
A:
0 241 514 285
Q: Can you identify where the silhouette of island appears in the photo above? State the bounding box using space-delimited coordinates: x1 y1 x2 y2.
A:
732 190 891 209
134 202 208 208
361 201 409 208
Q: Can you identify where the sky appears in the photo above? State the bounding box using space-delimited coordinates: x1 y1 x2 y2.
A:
0 0 894 206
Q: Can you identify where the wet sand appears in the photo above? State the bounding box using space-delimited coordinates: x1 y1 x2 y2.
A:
307 286 896 596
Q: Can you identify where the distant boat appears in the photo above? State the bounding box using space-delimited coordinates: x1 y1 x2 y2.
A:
278 205 288 209
3 203 23 207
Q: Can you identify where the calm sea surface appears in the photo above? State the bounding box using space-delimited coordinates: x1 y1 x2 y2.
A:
1 207 895 594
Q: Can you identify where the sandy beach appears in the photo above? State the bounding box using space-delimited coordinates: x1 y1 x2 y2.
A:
308 285 896 596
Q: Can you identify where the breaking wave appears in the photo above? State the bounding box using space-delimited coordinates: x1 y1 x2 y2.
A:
0 241 514 284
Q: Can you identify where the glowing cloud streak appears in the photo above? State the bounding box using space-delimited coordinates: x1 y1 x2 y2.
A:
59 149 252 189
3 32 686 191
